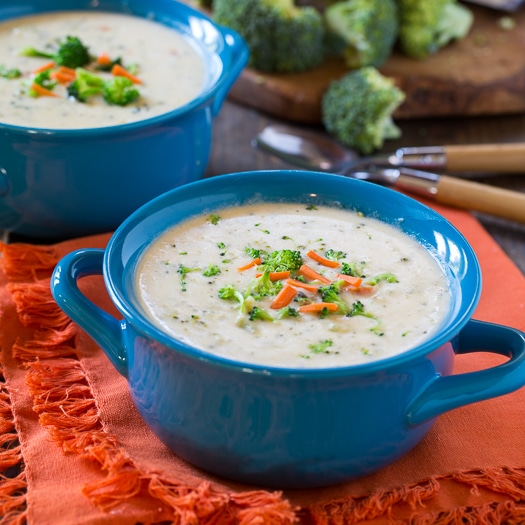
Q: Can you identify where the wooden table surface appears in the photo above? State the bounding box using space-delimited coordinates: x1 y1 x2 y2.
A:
205 99 525 276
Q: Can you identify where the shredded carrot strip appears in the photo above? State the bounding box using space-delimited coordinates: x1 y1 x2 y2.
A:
30 83 60 97
299 302 338 313
33 61 56 73
236 258 261 272
269 270 290 281
270 284 297 310
97 52 112 67
285 278 318 293
298 264 331 284
306 250 340 268
111 64 142 84
50 70 76 84
336 273 363 288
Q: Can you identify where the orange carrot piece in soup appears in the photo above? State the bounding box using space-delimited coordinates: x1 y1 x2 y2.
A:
270 284 298 310
298 302 338 313
285 278 318 293
236 257 261 271
298 264 331 284
33 61 55 73
268 270 291 281
111 63 142 84
336 273 363 288
97 52 112 67
306 250 340 268
30 83 60 97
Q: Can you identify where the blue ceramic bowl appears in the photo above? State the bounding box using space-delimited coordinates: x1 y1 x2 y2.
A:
51 170 525 488
0 0 248 239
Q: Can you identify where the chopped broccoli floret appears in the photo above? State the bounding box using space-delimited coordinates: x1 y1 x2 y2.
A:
397 0 473 59
21 36 91 68
213 0 325 72
261 249 303 272
318 280 352 315
248 269 284 299
321 66 406 155
340 260 367 278
103 76 140 106
67 68 104 102
202 264 221 277
324 249 346 262
308 338 334 354
0 65 21 79
276 306 300 319
249 306 274 321
324 0 398 68
365 272 398 286
218 284 255 316
32 70 57 90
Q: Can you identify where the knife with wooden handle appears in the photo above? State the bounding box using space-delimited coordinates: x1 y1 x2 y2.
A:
391 143 525 174
391 168 525 223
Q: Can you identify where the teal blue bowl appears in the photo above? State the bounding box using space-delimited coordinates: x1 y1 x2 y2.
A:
0 0 248 239
50 170 525 488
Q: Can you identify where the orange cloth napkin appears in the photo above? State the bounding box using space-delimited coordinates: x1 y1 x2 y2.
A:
0 201 524 525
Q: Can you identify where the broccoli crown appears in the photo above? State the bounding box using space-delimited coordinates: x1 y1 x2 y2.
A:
103 76 140 106
321 66 405 155
324 0 398 68
213 0 325 72
318 281 351 315
67 68 104 102
262 249 303 272
397 0 473 59
55 36 91 68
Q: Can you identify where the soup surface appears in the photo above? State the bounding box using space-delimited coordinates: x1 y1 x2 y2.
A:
0 11 207 128
136 203 451 368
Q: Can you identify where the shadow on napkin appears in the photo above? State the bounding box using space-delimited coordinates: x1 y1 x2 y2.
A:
0 201 524 525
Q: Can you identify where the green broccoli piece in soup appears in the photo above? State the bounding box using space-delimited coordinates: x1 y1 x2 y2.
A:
324 0 398 68
321 66 406 155
0 65 22 79
32 69 57 90
249 306 274 322
261 249 303 272
397 0 473 59
67 68 104 102
21 35 91 68
318 280 352 315
103 76 140 106
212 0 325 72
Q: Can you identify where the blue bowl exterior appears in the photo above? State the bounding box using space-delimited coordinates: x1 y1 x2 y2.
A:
101 170 481 487
0 1 248 238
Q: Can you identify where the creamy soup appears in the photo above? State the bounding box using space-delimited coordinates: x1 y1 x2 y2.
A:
136 203 451 368
0 11 207 128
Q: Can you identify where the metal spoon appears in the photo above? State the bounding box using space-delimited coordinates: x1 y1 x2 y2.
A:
254 124 525 174
254 124 525 224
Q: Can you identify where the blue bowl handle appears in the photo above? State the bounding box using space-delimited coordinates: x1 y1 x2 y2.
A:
51 248 128 378
407 319 525 426
211 26 249 116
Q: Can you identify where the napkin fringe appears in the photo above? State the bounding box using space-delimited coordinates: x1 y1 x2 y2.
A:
0 242 298 525
306 468 525 524
0 362 28 525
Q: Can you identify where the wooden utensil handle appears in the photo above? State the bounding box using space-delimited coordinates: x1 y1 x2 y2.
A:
444 143 525 173
436 175 525 223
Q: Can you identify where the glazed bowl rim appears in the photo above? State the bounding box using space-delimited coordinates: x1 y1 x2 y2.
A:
104 169 482 378
0 0 231 136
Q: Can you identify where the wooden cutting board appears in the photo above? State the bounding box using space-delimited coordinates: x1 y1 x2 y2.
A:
227 5 525 123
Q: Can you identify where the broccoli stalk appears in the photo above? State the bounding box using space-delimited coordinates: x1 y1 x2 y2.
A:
212 0 325 72
21 36 91 68
397 0 474 59
324 0 398 68
321 66 406 155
